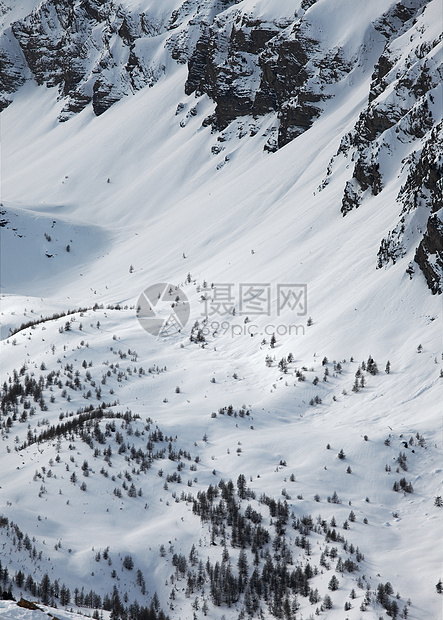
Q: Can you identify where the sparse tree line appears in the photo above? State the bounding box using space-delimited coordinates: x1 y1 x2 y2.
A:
211 405 251 418
1 371 48 417
19 405 137 450
26 414 200 500
7 304 130 338
265 354 395 402
1 355 164 438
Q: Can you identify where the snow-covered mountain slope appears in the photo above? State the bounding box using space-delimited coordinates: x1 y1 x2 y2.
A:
1 0 441 293
0 1 442 619
0 600 109 620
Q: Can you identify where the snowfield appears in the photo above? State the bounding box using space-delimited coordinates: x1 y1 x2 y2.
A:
0 0 442 619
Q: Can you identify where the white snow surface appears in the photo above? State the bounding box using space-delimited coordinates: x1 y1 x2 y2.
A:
0 0 442 619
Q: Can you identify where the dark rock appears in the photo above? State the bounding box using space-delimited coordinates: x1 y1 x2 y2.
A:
0 41 26 110
118 15 138 46
213 85 256 130
230 22 276 55
414 212 443 294
372 2 415 39
399 123 443 214
6 0 160 118
92 77 123 116
337 0 441 226
185 30 211 95
278 96 322 149
300 0 318 10
353 156 382 195
341 180 361 216
80 0 107 24
369 53 393 102
355 104 404 144
184 15 323 141
0 43 26 95
58 91 92 121
254 36 313 114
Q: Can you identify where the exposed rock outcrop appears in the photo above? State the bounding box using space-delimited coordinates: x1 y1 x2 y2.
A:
5 0 175 120
414 212 443 293
1 0 441 293
331 1 442 293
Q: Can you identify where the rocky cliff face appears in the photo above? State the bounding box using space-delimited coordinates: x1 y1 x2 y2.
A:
328 0 442 292
0 0 441 292
4 0 171 119
184 9 357 150
414 211 443 293
340 2 441 210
